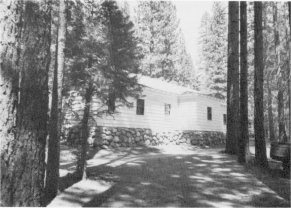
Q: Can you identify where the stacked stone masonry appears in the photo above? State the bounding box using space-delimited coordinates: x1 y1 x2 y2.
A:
67 125 226 149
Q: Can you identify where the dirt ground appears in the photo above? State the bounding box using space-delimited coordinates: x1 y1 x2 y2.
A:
49 144 290 207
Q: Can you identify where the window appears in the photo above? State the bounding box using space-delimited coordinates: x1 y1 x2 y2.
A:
207 107 212 120
136 99 144 115
223 114 227 125
165 104 171 115
107 93 116 113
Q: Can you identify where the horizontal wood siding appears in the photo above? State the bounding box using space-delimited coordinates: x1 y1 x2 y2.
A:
93 88 179 130
178 94 226 132
64 87 226 132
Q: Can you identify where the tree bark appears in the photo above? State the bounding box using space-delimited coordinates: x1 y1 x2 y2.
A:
238 1 248 164
254 2 268 168
278 89 287 142
57 0 66 135
45 30 59 202
75 83 94 180
1 1 51 206
226 1 240 155
265 3 275 143
0 1 20 205
267 74 276 142
289 2 291 141
273 3 288 143
45 0 66 202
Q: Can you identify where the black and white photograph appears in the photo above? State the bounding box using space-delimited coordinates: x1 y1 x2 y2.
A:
0 0 290 207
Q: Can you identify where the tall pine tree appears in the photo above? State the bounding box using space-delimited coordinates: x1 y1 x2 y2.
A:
289 2 291 140
100 0 141 113
197 12 212 91
208 2 228 99
254 1 268 168
135 1 194 86
0 1 51 206
197 2 227 99
45 0 67 201
226 2 240 155
238 1 248 164
64 0 141 178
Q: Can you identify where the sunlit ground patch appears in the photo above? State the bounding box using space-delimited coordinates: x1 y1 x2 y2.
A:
47 179 113 207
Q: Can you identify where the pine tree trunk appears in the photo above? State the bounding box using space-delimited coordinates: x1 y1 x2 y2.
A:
238 1 248 163
254 2 268 168
57 0 66 137
45 0 66 201
278 88 287 142
1 1 51 206
273 3 287 142
45 33 59 203
226 1 240 155
263 4 275 143
0 1 20 204
289 2 291 141
149 2 154 77
75 84 94 180
267 75 276 142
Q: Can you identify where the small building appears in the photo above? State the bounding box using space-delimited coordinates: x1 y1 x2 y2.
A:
65 75 226 147
95 75 226 132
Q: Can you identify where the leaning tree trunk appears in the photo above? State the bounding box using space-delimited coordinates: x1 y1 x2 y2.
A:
273 3 288 142
0 1 51 206
238 1 248 164
45 0 67 202
254 1 268 168
226 1 240 155
75 83 94 180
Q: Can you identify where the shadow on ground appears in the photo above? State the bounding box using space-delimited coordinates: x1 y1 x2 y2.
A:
58 146 162 192
57 146 290 207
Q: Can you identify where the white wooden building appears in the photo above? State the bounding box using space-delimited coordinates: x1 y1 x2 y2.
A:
92 75 226 133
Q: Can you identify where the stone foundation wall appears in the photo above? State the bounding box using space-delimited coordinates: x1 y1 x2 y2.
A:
67 125 226 148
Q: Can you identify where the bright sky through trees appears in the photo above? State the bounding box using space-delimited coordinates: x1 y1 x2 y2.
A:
127 0 214 65
174 1 213 64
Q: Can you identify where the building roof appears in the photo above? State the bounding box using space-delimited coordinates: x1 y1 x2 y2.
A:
136 75 226 103
137 75 199 95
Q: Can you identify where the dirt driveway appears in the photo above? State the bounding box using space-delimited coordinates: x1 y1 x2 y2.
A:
49 145 290 207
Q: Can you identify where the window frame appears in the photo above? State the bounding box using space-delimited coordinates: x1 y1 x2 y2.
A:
136 99 145 115
207 107 212 121
164 103 171 116
107 93 116 113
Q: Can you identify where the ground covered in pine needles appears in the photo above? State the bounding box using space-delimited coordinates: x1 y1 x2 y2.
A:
49 144 290 207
